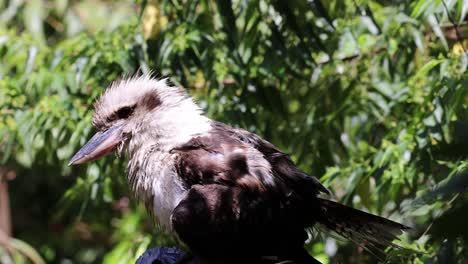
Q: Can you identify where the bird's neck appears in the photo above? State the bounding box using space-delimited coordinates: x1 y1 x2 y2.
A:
124 101 211 228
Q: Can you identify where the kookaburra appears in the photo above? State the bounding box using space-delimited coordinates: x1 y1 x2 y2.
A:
69 75 408 263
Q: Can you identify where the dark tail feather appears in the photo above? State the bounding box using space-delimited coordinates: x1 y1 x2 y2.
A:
317 198 409 260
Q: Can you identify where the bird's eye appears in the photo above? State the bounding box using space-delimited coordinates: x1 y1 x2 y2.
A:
116 105 136 119
106 105 136 123
105 104 136 123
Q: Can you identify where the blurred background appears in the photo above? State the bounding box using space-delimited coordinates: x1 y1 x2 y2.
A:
0 0 467 263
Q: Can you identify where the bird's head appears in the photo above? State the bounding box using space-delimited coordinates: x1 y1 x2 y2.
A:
68 75 207 166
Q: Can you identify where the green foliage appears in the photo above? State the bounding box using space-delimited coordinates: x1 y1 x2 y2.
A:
0 0 467 263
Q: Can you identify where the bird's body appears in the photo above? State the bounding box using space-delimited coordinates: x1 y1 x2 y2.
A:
70 75 408 263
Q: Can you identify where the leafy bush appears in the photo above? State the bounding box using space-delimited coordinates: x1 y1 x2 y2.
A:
0 0 467 263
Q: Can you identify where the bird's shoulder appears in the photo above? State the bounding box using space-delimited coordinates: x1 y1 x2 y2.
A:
170 121 329 195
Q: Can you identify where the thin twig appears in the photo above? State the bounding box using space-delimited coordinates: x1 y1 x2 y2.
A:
441 0 467 53
318 47 386 65
0 168 11 237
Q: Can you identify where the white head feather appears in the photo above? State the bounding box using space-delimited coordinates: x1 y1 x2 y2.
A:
93 74 211 154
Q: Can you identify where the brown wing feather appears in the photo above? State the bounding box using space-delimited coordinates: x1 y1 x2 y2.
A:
211 121 329 195
171 121 329 197
170 130 271 193
169 123 322 262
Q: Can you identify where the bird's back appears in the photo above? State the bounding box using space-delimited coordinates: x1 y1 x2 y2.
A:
168 121 327 262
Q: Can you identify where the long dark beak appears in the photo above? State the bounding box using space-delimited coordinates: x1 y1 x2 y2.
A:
68 124 124 166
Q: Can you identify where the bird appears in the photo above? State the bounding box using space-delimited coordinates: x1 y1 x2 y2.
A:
69 75 409 264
